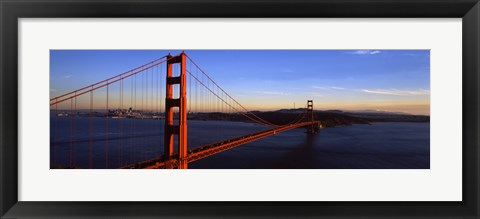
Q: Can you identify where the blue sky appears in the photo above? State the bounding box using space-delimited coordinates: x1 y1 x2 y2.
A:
50 50 430 115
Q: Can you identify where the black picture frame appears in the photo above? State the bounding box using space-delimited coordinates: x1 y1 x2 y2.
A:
1 0 479 218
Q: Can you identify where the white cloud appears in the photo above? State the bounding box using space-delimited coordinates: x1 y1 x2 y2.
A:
401 52 430 57
251 91 291 96
349 50 382 55
312 86 345 90
361 89 430 96
401 53 418 56
64 75 72 79
303 92 325 97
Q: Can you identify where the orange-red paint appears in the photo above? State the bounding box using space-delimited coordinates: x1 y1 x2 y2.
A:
164 52 188 169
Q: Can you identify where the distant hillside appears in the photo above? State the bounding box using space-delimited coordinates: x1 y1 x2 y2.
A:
343 112 430 122
64 107 430 128
189 108 429 128
254 109 429 127
270 109 429 125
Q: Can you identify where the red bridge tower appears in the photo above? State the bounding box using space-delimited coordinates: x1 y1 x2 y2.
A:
307 100 319 134
164 52 188 169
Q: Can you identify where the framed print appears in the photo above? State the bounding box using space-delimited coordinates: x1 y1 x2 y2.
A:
1 0 479 218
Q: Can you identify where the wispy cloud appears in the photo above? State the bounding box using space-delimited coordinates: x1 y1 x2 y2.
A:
303 92 325 97
312 86 345 90
64 75 72 79
349 50 381 55
50 89 57 92
401 52 430 57
401 53 418 57
361 89 430 96
251 91 291 96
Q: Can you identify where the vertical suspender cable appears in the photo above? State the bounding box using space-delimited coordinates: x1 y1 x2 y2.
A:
120 79 123 167
131 76 134 164
73 93 77 168
146 68 149 158
106 82 109 168
89 89 93 168
70 98 73 168
54 98 58 167
134 73 137 164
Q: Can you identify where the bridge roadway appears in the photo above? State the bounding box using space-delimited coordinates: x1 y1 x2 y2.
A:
121 121 319 169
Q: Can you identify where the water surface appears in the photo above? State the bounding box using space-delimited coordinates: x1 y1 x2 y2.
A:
50 116 429 169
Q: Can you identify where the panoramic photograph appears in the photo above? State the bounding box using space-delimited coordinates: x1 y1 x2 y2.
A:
50 50 430 169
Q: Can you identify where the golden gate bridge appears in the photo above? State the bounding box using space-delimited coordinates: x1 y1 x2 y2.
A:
50 52 320 169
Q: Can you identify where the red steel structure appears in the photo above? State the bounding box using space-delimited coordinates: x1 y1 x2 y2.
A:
164 52 188 169
49 52 320 169
122 120 318 169
307 100 318 134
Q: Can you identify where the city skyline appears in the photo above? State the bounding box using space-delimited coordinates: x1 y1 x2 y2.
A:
50 50 430 115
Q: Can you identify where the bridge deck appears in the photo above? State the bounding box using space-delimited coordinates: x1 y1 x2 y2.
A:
121 121 319 169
